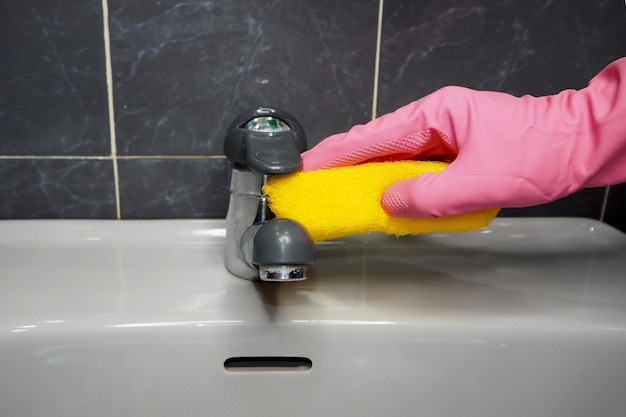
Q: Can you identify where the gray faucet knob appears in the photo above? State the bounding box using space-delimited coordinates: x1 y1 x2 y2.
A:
252 218 315 266
223 107 308 175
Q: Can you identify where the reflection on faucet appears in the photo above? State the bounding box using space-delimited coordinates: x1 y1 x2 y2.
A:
223 107 315 282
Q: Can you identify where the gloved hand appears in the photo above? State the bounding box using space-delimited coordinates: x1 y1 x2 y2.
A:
302 57 626 218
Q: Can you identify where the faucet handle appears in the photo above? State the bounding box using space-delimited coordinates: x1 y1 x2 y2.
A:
224 107 308 175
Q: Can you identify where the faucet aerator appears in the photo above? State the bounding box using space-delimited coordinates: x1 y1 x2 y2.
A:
259 265 308 282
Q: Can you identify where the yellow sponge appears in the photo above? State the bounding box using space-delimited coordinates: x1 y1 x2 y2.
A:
263 160 499 241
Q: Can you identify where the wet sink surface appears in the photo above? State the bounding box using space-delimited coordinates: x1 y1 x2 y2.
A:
1 218 625 417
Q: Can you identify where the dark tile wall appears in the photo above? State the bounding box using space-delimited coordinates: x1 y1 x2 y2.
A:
109 0 377 156
0 1 110 156
1 0 625 230
604 184 626 232
117 158 228 219
0 159 116 218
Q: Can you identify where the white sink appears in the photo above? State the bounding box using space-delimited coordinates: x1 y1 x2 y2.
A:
1 218 625 417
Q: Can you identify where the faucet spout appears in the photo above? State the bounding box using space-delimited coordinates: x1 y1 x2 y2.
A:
253 218 315 282
223 107 314 281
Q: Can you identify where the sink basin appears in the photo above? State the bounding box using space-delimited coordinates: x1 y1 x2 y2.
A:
1 218 625 417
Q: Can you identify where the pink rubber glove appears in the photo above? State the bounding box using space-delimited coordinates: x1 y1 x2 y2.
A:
301 57 626 218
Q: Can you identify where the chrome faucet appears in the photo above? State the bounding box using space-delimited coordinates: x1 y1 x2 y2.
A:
223 107 315 281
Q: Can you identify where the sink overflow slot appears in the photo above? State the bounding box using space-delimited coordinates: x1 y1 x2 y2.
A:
224 356 312 372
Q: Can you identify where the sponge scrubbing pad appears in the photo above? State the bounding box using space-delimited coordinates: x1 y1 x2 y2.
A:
263 160 499 241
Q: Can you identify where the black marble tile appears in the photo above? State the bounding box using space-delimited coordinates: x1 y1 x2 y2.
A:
378 0 626 112
604 183 626 233
0 159 116 218
0 0 110 155
118 158 229 218
109 0 378 155
498 187 607 219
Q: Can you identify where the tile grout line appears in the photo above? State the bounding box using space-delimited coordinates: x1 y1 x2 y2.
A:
0 155 226 160
371 0 384 120
0 155 113 160
117 155 226 160
101 0 122 220
599 185 611 222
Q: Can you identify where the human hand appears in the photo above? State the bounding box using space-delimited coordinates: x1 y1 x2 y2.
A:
302 58 626 218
